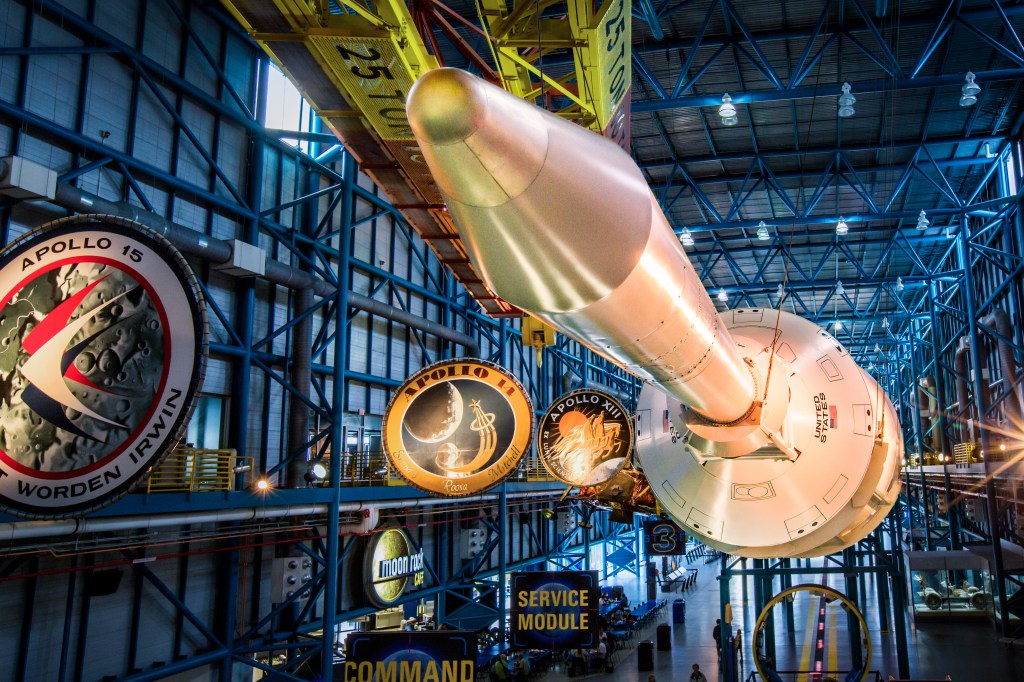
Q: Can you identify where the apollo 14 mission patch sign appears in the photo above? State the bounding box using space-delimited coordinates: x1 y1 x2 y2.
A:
0 217 206 517
383 359 532 496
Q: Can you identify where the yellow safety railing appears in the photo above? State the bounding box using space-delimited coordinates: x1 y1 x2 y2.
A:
148 448 247 492
147 448 558 492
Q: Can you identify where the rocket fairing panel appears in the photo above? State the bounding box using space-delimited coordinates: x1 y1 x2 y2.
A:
406 68 902 558
637 310 900 557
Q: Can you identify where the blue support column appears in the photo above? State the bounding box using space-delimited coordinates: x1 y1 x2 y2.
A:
498 482 508 641
958 219 1013 637
322 150 356 673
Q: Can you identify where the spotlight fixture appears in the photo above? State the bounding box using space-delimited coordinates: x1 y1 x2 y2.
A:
717 289 729 302
304 460 328 485
838 82 856 118
834 319 843 331
895 277 905 293
836 280 846 296
679 227 695 246
881 315 890 329
756 220 770 241
719 93 738 126
916 210 929 230
835 216 849 236
255 478 271 492
960 71 981 107
874 343 881 353
776 282 784 299
233 464 252 474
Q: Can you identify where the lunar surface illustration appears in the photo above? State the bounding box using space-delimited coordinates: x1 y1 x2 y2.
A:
0 263 163 472
404 383 464 442
401 380 513 477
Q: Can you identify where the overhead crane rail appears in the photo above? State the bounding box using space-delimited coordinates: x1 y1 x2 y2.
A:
220 0 513 314
220 0 632 316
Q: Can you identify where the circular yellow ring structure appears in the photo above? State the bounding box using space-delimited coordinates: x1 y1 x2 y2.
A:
753 583 871 682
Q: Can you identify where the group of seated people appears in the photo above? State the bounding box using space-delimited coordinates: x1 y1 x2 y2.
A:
490 651 531 682
565 633 614 677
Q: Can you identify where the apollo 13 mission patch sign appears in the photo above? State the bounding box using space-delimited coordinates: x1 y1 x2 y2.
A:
383 359 533 496
537 389 633 487
0 216 206 517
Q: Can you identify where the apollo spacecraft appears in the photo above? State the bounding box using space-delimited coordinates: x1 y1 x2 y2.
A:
406 68 901 558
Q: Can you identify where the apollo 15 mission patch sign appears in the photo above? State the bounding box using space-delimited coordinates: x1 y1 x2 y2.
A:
383 359 533 496
537 389 633 487
0 216 206 517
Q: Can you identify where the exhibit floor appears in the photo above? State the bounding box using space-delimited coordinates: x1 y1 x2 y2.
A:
538 555 1024 681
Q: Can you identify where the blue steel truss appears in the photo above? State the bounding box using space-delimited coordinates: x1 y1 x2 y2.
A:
2 0 1024 677
0 1 638 680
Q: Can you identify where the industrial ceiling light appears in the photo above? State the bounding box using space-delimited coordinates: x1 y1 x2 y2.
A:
838 82 856 118
304 460 328 485
895 276 905 292
960 71 981 107
835 216 849 236
834 319 843 331
776 282 784 299
836 280 845 296
756 220 770 241
719 93 738 126
874 343 882 353
680 227 695 246
916 210 929 230
255 478 271 492
881 315 889 329
717 289 729 302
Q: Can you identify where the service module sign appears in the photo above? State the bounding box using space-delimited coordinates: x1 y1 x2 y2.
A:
344 631 476 682
383 359 533 496
537 389 633 487
510 570 600 650
0 217 206 517
364 527 426 608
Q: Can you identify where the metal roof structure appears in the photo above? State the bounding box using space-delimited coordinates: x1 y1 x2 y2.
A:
412 0 1024 359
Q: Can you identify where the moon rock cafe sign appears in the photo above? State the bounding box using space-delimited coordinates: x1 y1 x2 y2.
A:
0 216 206 517
383 359 532 496
365 527 425 608
537 389 633 487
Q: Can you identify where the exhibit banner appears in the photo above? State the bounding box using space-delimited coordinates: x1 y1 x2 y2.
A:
644 519 688 556
509 570 600 650
537 389 632 487
363 527 426 608
0 217 206 517
383 359 533 496
343 631 476 682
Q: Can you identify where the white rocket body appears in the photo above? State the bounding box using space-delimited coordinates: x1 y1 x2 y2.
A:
407 68 901 558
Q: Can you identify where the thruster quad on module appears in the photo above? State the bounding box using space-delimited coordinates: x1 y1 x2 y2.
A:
406 68 902 558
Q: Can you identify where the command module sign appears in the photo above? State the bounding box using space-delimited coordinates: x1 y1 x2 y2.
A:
644 519 688 556
343 631 476 682
510 570 600 650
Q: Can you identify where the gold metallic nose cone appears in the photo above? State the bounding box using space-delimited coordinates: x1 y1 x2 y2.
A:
407 68 487 146
408 68 548 208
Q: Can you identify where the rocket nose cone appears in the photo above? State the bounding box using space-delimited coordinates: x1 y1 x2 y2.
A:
407 68 486 146
407 68 548 208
